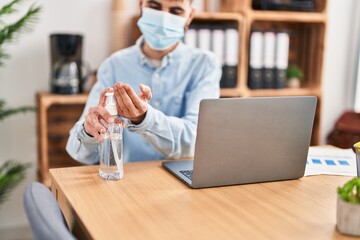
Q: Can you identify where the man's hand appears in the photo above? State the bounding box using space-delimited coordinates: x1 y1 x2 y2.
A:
83 88 115 142
113 82 152 125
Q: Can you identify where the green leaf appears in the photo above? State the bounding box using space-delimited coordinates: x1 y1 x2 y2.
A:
286 65 304 80
0 2 41 66
0 99 36 121
0 4 41 45
0 0 23 16
0 160 30 206
338 177 360 204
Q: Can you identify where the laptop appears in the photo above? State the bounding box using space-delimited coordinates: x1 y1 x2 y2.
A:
162 96 317 188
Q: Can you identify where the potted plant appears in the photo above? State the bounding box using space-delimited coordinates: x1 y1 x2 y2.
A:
286 65 304 88
337 177 360 236
0 0 41 207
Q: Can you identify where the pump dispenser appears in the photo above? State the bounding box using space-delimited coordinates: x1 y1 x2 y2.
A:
99 92 124 180
105 92 117 116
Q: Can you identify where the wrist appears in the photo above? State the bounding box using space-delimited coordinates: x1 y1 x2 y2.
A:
82 123 94 137
130 112 147 125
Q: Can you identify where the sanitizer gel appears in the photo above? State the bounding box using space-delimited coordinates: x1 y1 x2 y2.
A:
99 92 124 180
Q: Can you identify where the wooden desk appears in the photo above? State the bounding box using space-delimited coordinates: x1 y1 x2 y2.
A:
50 161 357 240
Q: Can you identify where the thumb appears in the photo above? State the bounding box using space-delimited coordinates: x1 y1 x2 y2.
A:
139 84 152 102
99 87 113 106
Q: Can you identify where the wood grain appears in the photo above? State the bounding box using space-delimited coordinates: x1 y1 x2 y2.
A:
37 92 87 186
51 160 356 240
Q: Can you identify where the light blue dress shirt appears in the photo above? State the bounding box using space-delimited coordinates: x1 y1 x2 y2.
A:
66 37 221 164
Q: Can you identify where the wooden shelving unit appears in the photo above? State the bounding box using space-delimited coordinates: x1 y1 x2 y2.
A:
213 0 327 145
37 92 87 187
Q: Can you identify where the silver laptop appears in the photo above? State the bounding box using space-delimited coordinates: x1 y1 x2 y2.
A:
162 96 317 188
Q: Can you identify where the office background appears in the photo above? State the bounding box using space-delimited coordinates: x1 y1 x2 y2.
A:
0 0 359 236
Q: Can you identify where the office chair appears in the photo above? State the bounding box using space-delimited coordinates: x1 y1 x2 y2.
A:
23 182 76 240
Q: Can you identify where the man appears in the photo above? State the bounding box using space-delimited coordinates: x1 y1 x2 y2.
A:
66 0 221 164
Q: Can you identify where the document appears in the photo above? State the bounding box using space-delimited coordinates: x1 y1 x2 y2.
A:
304 147 357 176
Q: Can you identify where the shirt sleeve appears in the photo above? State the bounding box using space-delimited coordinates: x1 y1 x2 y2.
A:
127 54 221 159
65 58 115 164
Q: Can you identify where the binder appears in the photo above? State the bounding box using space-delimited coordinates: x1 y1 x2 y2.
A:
212 28 226 87
185 28 197 48
248 31 263 89
212 28 225 66
263 32 276 89
275 32 289 88
198 27 211 51
222 25 239 88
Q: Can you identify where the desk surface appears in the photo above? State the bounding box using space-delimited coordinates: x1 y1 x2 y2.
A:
50 160 357 240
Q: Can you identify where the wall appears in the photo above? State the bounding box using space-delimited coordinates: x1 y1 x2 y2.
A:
351 1 360 113
0 0 357 232
320 0 360 143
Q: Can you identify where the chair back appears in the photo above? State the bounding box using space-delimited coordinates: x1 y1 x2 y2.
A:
23 182 76 240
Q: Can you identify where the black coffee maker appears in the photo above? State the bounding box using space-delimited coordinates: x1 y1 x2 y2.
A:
50 34 89 94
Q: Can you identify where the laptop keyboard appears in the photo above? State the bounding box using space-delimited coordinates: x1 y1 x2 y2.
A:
180 170 193 180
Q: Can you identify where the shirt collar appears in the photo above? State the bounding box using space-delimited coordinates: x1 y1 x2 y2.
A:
136 36 186 68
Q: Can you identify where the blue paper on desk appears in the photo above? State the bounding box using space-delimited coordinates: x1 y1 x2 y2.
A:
304 147 357 176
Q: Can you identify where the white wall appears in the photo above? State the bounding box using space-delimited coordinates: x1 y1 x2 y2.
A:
0 0 358 232
0 0 138 231
320 0 360 143
351 1 360 113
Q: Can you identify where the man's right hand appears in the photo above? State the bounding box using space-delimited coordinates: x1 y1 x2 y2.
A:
84 88 114 142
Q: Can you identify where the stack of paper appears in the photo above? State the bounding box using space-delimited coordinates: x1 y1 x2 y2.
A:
305 147 357 176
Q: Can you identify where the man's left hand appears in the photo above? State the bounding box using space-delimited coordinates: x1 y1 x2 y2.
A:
113 82 152 125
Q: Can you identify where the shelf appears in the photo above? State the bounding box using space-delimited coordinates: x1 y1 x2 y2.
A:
38 92 88 108
247 20 326 92
249 11 326 23
220 88 241 97
219 0 327 14
194 12 243 21
243 87 320 97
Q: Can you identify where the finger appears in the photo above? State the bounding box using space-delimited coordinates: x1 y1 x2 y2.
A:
115 83 137 114
92 120 106 141
99 87 113 107
119 84 135 111
89 106 113 123
86 114 107 135
114 117 126 127
113 83 130 115
99 118 109 129
124 84 145 110
139 84 152 102
84 121 102 142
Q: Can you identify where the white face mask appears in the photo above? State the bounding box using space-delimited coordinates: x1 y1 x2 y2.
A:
137 8 187 51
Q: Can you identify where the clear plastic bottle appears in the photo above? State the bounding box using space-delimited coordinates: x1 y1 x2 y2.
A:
99 92 124 180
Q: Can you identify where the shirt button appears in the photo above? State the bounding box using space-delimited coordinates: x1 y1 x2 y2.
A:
154 73 160 79
153 101 160 107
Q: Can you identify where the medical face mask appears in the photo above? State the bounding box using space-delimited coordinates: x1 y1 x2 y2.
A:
137 7 187 51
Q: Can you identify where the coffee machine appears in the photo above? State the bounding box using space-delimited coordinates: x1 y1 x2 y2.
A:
50 34 89 94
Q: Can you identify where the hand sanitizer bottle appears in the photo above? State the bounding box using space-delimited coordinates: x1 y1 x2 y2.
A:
99 92 124 180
